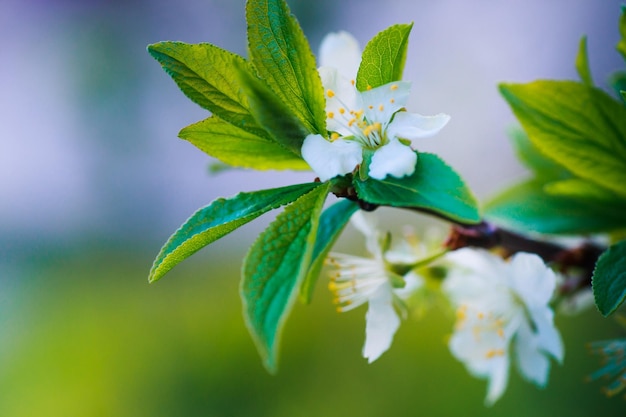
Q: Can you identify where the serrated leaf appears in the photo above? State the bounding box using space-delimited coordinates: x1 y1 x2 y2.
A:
356 23 413 92
235 63 309 156
485 180 626 234
241 182 330 373
179 116 309 170
509 127 571 180
246 0 326 134
499 81 626 198
575 36 593 86
593 240 626 316
300 199 359 303
354 152 480 224
147 42 267 138
149 182 321 283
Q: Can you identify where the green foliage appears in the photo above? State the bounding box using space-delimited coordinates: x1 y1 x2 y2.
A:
300 199 359 303
235 63 310 156
147 42 268 139
499 81 626 198
485 180 626 234
356 23 413 91
508 128 570 180
149 182 320 283
354 153 480 224
246 0 326 135
575 36 593 86
618 6 626 61
180 116 310 170
609 71 626 105
241 183 330 373
593 240 626 316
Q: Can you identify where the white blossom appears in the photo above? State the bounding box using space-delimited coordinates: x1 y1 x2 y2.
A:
302 31 449 181
444 249 564 405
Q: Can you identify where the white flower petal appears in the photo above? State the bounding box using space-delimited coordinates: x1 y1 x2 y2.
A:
368 139 417 180
530 308 564 362
363 288 400 363
319 31 361 79
301 134 362 181
350 211 381 257
513 319 551 387
360 81 411 125
509 252 556 308
485 355 510 406
318 67 359 136
386 112 450 142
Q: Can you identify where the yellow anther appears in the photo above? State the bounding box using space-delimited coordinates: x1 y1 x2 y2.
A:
379 104 384 111
355 109 364 118
339 107 345 114
330 132 340 141
477 312 485 319
367 85 372 90
351 79 355 86
485 349 504 359
390 84 398 91
327 111 335 119
348 118 356 127
326 89 335 98
368 105 373 109
390 98 395 104
497 328 505 339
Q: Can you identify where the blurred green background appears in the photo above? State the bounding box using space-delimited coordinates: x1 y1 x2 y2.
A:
2 0 625 415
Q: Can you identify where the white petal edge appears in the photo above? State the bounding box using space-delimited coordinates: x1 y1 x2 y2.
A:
513 319 551 387
363 288 400 363
386 112 451 142
368 139 417 180
485 355 510 406
301 134 362 181
319 31 361 79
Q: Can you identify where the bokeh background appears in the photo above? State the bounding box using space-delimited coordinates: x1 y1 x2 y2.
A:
2 0 625 415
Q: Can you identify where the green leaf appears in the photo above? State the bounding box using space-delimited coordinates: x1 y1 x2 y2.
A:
575 36 593 86
246 0 326 134
354 153 480 224
544 178 621 202
608 71 626 105
235 63 309 156
618 6 626 61
356 23 413 91
300 199 359 303
593 239 626 316
499 81 626 198
484 180 626 234
149 182 321 283
179 116 309 170
509 127 571 181
241 182 330 373
147 42 267 139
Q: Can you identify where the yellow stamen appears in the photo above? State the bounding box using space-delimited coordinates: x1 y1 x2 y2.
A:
390 84 398 91
338 108 345 114
379 104 384 111
327 111 334 119
366 85 372 90
390 98 395 104
326 89 335 98
330 132 340 141
351 79 355 86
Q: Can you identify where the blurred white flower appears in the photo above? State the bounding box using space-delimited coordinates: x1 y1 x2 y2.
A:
302 31 449 181
327 211 423 363
444 249 564 406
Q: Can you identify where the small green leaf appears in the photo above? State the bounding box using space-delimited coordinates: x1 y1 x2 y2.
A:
147 42 267 138
179 116 309 170
235 63 310 156
149 182 321 283
300 199 359 303
499 81 626 198
509 127 571 181
618 7 626 61
575 36 593 86
356 23 413 91
241 182 330 373
246 0 326 134
593 240 626 316
485 180 626 234
354 153 480 224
